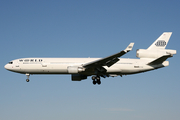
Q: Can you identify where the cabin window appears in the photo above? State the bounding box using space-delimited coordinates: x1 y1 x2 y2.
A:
19 59 23 62
39 59 43 62
9 62 13 64
30 59 34 62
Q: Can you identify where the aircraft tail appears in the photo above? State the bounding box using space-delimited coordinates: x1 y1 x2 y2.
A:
147 32 172 50
136 32 176 59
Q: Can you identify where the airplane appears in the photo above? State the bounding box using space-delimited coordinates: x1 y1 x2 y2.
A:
4 32 176 85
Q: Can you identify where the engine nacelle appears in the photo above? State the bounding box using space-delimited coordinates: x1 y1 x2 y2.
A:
67 66 84 74
136 49 176 58
71 74 87 81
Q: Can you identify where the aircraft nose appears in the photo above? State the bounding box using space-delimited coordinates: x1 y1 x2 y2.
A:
4 64 8 69
4 64 11 70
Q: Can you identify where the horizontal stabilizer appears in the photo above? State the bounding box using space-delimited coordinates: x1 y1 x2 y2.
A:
147 55 172 65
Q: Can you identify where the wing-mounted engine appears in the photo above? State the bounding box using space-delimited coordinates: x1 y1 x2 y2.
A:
67 66 87 81
67 66 85 74
136 49 176 58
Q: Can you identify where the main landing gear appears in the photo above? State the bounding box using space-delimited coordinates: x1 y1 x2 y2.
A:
92 76 101 85
26 73 30 82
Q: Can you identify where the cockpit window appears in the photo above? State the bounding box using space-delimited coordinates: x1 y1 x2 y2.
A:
9 62 13 64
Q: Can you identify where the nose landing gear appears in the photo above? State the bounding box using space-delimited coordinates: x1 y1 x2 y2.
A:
92 76 101 85
26 73 30 82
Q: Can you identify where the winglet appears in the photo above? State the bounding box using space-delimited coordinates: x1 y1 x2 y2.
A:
124 43 134 52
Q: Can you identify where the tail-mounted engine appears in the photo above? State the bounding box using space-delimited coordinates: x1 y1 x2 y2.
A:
136 49 176 58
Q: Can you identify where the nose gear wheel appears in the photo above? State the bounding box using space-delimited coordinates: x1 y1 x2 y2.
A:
26 73 30 82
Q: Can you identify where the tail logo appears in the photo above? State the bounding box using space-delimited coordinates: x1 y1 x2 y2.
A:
155 40 166 47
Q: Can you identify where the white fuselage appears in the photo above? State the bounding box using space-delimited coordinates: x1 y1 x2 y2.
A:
4 32 176 84
4 58 169 76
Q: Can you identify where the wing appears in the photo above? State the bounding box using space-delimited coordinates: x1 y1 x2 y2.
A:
83 43 134 68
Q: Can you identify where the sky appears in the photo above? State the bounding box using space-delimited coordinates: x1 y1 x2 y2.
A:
0 0 180 120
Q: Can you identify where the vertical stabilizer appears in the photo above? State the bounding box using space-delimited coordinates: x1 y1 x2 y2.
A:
147 32 172 50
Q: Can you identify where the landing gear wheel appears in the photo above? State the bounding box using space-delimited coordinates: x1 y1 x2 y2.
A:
93 80 96 85
26 73 30 82
97 80 101 85
92 76 101 85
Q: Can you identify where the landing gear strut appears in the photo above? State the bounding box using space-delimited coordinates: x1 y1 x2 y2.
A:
26 73 30 82
92 76 101 85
